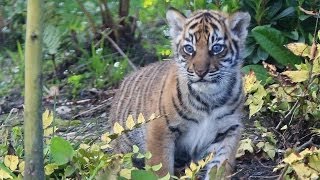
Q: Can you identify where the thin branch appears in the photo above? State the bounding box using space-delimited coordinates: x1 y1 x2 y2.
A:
296 137 314 152
102 31 138 71
75 0 97 34
275 100 299 130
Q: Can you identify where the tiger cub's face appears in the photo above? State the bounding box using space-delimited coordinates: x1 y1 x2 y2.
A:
166 8 250 85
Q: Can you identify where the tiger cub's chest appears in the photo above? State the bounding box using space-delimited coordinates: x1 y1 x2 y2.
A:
174 110 241 165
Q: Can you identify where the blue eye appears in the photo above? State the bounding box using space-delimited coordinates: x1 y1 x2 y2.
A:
211 44 224 54
183 45 194 54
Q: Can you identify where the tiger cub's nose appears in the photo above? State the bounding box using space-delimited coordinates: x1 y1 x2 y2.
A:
195 68 208 78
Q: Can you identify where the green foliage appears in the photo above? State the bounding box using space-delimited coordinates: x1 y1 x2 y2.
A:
252 26 302 66
50 137 74 165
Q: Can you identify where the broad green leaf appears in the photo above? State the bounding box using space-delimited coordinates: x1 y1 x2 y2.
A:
252 26 301 66
50 136 74 165
4 155 19 171
281 70 309 82
242 65 270 84
131 170 157 180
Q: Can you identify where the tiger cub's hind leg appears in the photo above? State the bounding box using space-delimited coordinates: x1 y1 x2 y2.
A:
146 119 175 177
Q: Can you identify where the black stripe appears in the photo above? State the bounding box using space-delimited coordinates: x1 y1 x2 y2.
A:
158 70 170 114
212 124 240 144
189 22 198 30
172 97 199 124
211 76 236 110
187 83 210 108
187 94 210 113
216 93 243 121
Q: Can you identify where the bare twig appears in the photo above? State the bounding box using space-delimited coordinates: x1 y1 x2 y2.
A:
72 98 112 119
299 6 318 16
102 32 138 71
296 137 314 152
275 100 299 130
75 0 97 34
249 175 280 179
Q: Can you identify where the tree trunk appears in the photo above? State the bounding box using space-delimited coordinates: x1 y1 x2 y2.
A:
24 0 44 179
119 0 130 18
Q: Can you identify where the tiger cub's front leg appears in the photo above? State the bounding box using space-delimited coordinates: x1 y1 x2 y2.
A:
200 125 242 180
146 119 175 177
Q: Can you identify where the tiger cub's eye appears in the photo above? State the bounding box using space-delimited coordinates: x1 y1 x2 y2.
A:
183 45 194 54
211 44 224 54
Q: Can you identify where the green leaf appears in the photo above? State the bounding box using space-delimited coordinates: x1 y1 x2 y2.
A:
0 163 17 179
50 136 74 165
242 65 270 84
252 26 301 66
131 170 157 180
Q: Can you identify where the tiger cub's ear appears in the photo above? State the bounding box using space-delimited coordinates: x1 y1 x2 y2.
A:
166 8 186 38
228 12 251 42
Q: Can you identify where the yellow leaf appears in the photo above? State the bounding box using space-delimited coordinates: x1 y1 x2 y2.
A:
189 162 197 171
44 126 57 136
137 113 145 124
291 163 314 179
149 113 156 121
281 70 309 83
158 172 171 180
0 169 12 179
126 115 135 130
42 109 53 129
100 144 111 150
198 159 206 168
4 155 19 171
283 152 303 164
44 163 59 175
184 167 193 178
243 71 257 94
286 43 310 58
79 143 90 150
236 138 254 158
120 168 132 179
18 161 25 173
113 122 124 134
101 132 111 143
280 125 288 130
313 58 320 74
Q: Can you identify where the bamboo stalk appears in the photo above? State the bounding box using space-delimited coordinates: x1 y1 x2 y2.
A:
24 0 44 179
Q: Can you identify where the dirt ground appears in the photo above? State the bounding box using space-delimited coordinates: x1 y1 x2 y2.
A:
0 88 280 179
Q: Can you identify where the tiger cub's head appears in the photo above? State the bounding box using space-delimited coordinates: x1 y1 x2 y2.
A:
166 8 250 84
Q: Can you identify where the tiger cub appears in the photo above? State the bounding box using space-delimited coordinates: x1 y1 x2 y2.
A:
109 8 250 179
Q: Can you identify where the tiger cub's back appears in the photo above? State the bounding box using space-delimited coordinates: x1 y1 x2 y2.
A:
109 60 175 153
